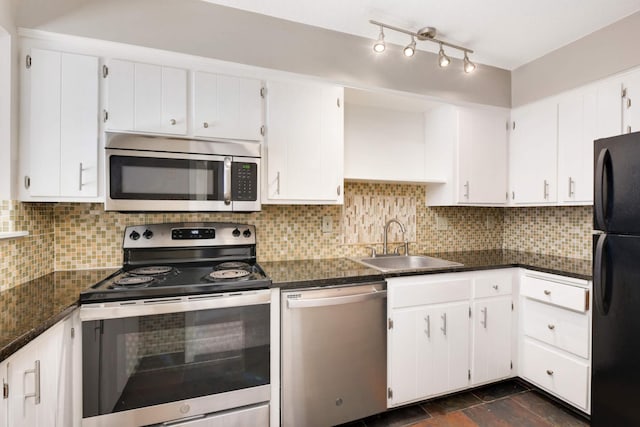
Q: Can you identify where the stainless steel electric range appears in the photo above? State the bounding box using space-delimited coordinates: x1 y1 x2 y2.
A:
80 223 272 427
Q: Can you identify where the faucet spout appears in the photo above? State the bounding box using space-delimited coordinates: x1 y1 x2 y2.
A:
383 219 406 255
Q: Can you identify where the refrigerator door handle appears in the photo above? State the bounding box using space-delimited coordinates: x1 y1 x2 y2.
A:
594 233 610 315
595 148 611 229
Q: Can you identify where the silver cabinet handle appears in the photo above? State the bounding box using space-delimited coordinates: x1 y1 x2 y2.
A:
425 315 431 338
223 157 232 206
337 185 341 196
203 122 209 128
79 162 84 191
627 98 632 109
492 284 499 291
170 119 177 126
481 307 487 329
24 175 31 190
628 125 632 133
276 171 280 195
544 290 551 295
23 360 40 405
511 191 515 200
546 369 554 376
441 313 447 336
548 324 555 330
543 180 549 200
568 177 574 198
464 181 470 199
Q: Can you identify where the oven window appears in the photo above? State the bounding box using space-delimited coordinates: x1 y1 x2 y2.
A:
110 156 223 200
82 304 270 417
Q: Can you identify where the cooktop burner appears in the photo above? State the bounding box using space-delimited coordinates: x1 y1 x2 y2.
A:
129 266 174 276
207 269 251 280
112 276 155 288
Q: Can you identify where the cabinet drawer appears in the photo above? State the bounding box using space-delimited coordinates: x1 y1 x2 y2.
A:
523 299 589 358
474 273 512 298
521 276 589 312
390 278 471 308
521 339 589 411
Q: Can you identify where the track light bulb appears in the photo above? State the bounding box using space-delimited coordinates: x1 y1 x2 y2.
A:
463 52 476 73
403 37 416 57
438 44 450 68
373 27 386 53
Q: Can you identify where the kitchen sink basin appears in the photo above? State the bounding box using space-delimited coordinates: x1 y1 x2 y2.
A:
352 255 463 272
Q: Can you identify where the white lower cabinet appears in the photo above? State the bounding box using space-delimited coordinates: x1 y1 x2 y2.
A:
518 271 591 413
387 270 514 407
5 314 76 427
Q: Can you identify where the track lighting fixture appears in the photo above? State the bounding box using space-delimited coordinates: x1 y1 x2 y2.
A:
369 20 476 73
373 26 386 53
463 51 476 73
403 37 416 57
438 43 450 68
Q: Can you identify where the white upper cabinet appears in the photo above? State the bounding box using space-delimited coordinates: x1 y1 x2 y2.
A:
557 87 597 204
596 78 623 139
105 59 187 135
263 80 344 204
193 72 264 141
509 99 558 205
620 69 640 135
425 105 508 206
20 48 99 201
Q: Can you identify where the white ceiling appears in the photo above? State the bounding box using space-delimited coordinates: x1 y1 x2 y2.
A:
201 0 640 70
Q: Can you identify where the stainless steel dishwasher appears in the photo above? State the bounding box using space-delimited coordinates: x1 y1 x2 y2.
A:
281 281 387 427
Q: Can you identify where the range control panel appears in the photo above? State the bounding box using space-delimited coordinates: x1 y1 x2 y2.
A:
123 222 256 248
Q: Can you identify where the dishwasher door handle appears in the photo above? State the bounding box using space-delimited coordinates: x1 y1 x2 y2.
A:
287 289 387 309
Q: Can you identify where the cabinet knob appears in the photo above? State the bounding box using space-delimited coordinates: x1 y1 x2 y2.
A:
544 290 551 295
546 369 554 376
203 122 209 128
170 119 177 126
547 324 555 330
492 285 499 291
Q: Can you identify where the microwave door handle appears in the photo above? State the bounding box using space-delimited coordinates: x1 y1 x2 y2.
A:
224 157 232 205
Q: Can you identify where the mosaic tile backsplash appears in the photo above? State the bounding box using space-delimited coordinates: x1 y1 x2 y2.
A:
0 184 594 292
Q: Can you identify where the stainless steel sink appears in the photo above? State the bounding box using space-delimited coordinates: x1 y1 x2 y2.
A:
352 255 463 272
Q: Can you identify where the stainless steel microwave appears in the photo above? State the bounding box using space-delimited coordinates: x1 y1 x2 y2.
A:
105 133 260 212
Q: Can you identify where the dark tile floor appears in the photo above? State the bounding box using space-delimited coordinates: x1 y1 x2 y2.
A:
339 380 589 427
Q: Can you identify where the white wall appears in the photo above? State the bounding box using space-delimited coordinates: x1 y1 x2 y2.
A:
13 0 511 108
513 11 640 107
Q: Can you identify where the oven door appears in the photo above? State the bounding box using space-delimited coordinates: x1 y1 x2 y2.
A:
106 149 231 212
80 291 271 427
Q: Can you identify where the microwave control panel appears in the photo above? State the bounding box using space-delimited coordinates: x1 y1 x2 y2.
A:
232 162 258 201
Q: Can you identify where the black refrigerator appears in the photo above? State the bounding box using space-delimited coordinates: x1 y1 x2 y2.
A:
592 131 640 426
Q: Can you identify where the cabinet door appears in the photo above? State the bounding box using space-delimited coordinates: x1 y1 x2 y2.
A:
60 53 99 197
388 307 421 405
596 78 622 139
433 302 470 394
557 89 596 204
265 80 343 203
193 72 263 140
510 100 558 204
471 296 512 385
458 107 508 204
622 70 640 134
107 60 187 135
0 359 7 427
7 321 67 427
27 48 61 197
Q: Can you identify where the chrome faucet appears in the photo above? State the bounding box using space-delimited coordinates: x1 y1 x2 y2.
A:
383 219 409 255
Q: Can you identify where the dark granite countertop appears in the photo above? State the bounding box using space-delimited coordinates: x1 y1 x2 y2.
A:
264 250 592 290
0 268 117 362
1 250 591 361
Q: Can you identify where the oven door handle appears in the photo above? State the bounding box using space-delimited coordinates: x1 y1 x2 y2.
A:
80 292 270 321
224 157 232 206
